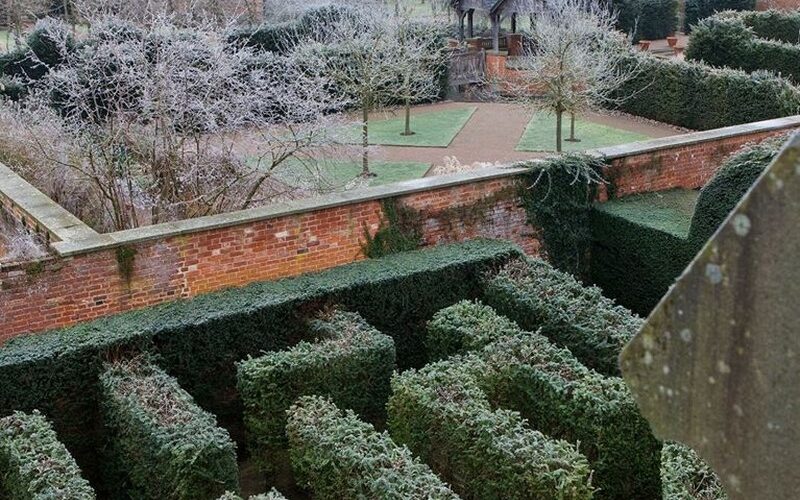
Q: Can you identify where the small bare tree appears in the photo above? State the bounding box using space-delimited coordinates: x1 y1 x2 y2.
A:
293 6 446 175
498 0 640 152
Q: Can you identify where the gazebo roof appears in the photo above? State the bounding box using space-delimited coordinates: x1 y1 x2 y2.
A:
450 0 529 15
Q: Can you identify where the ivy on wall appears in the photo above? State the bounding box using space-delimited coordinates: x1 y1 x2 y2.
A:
518 155 605 279
361 199 423 259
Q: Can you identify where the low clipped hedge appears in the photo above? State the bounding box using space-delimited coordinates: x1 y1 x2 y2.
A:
0 239 520 480
0 410 95 499
287 395 461 500
423 300 661 499
100 359 239 500
661 442 727 499
590 189 698 316
614 54 800 130
614 0 679 42
685 0 755 32
686 16 800 82
483 258 642 376
738 9 800 44
426 300 521 361
388 362 593 500
238 310 396 467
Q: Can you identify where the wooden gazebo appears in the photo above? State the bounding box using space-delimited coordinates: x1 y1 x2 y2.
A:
450 0 540 51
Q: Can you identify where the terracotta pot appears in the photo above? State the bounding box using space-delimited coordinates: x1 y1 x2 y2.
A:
667 36 678 48
638 40 651 51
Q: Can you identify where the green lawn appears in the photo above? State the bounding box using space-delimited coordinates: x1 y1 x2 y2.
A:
350 106 477 148
516 113 652 152
270 159 432 190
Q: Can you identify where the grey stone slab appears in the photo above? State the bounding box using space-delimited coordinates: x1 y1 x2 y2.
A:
620 133 800 498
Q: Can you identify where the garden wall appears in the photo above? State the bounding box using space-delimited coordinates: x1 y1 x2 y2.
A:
1 115 799 342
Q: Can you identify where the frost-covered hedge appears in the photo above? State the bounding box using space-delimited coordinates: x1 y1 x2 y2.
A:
426 300 521 360
421 300 661 499
614 54 800 130
287 395 461 500
661 442 727 499
100 359 239 500
237 310 395 467
218 490 288 500
483 258 641 376
0 410 95 499
389 362 593 500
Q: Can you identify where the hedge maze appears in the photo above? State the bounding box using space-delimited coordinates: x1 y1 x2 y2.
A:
0 240 725 498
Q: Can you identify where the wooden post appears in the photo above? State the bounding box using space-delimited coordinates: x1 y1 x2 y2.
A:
491 14 500 52
458 9 466 41
467 9 474 38
511 13 517 34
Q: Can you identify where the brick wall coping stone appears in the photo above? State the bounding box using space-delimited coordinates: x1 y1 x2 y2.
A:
591 115 800 159
0 162 97 243
50 165 532 257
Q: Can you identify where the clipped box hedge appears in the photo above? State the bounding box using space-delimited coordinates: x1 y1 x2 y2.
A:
238 309 396 467
686 16 800 82
737 9 800 44
0 410 95 499
426 300 521 361
425 300 661 499
0 239 520 480
614 53 800 130
388 362 593 500
661 442 727 499
100 359 239 500
483 258 641 376
287 395 461 500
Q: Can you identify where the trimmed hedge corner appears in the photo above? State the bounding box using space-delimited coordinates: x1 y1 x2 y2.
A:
420 299 661 499
737 9 800 44
0 410 95 500
661 442 727 499
100 359 239 500
238 309 395 467
287 395 461 500
590 189 699 316
426 300 521 360
483 258 642 376
388 362 594 500
686 16 800 82
0 239 521 481
614 53 800 130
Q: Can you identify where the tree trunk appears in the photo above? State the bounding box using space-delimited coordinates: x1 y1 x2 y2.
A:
402 99 415 136
556 108 563 153
362 104 370 176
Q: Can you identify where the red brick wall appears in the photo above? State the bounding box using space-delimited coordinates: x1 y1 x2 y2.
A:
756 0 800 10
601 129 790 199
0 177 536 342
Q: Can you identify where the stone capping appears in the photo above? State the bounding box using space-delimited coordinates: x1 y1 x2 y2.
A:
51 165 533 257
0 162 97 243
590 115 800 159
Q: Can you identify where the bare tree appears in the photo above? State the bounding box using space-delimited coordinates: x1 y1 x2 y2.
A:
1 15 352 231
293 6 446 175
497 0 640 152
395 16 449 136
